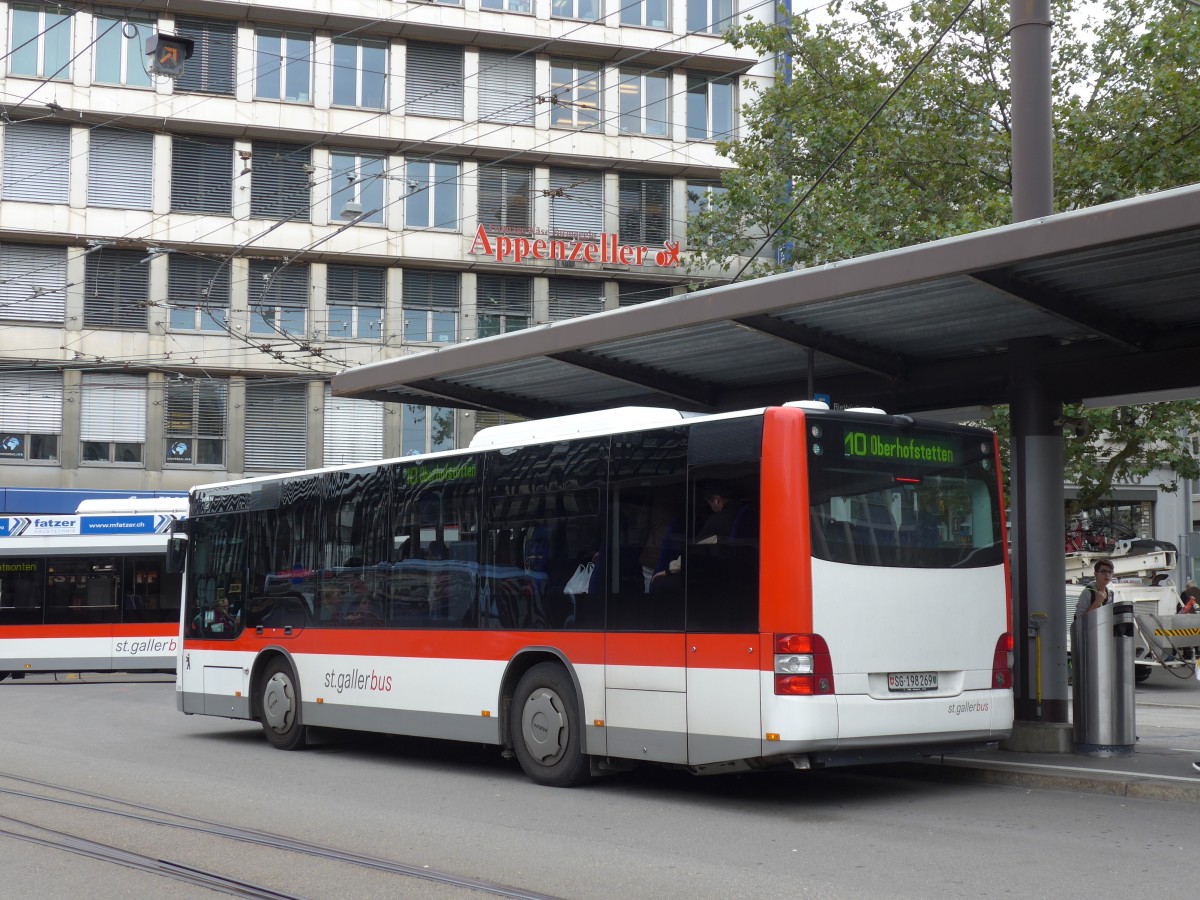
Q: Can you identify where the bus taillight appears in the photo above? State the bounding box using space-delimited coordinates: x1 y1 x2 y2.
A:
774 633 835 695
992 633 1013 689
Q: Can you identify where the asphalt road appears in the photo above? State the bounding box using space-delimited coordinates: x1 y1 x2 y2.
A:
2 674 1198 899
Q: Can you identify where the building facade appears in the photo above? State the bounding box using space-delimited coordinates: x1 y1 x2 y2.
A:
0 0 773 500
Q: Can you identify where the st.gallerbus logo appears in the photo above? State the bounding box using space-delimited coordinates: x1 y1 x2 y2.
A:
469 224 681 267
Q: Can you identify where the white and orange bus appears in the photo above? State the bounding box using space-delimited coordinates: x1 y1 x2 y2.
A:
173 403 1012 785
0 498 186 680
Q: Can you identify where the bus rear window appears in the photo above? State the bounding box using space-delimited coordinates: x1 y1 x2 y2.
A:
807 422 1002 569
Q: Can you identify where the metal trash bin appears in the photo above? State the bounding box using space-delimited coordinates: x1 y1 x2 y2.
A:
1072 600 1136 757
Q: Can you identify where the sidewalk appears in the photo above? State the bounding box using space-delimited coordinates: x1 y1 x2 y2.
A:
912 681 1200 802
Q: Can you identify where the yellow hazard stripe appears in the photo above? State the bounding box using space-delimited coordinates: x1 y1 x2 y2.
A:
1152 628 1200 637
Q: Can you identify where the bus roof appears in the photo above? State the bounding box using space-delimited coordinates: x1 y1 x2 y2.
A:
75 497 189 516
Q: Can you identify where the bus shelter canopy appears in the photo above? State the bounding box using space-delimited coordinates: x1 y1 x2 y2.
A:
333 183 1200 418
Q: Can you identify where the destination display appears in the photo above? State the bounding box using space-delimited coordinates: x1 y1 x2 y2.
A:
842 429 959 465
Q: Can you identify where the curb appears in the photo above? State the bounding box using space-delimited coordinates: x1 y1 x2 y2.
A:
896 759 1200 803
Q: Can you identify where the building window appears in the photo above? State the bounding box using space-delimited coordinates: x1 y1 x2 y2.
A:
478 165 532 230
80 373 146 465
330 152 385 225
618 70 669 136
174 18 236 95
618 281 674 305
476 275 531 338
9 4 72 79
619 174 671 245
168 255 230 332
171 136 233 215
250 141 311 222
0 371 61 462
687 180 726 218
326 264 385 341
88 129 153 209
245 381 307 471
686 75 735 141
164 379 227 467
552 0 602 21
482 0 532 10
687 0 734 34
249 259 309 336
332 39 386 109
402 270 459 343
324 386 384 465
84 248 149 329
402 405 456 456
478 50 535 125
94 14 154 87
0 244 66 323
548 278 604 320
406 42 464 119
405 159 459 231
620 0 668 29
256 30 312 103
549 61 601 129
2 121 69 203
548 168 604 236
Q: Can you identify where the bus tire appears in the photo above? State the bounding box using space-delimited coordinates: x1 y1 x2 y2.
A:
260 658 307 751
1134 666 1152 684
510 663 590 787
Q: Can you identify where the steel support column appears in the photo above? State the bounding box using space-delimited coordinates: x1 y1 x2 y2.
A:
1009 340 1068 724
1009 0 1054 222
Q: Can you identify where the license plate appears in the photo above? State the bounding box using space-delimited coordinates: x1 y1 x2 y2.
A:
888 671 938 692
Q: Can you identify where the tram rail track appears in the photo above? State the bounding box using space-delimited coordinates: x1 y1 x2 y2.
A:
0 771 561 900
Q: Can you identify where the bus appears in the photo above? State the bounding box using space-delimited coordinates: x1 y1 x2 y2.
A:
172 403 1012 785
0 498 186 680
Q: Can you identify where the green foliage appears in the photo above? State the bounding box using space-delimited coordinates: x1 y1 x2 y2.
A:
692 0 1200 508
987 402 1200 514
688 0 1200 272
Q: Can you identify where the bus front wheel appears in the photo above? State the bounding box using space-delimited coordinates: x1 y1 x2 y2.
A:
260 658 307 751
510 663 590 787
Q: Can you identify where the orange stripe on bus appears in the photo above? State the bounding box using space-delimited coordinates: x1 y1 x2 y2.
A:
0 624 177 640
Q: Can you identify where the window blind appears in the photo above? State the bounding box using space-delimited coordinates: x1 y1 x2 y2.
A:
245 381 307 470
88 129 153 209
0 244 67 322
323 385 384 465
80 373 147 442
84 248 149 328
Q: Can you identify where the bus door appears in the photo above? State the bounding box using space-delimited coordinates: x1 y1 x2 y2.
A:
603 431 689 764
682 480 762 767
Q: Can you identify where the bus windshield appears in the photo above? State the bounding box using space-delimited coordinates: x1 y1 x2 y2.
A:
807 421 1003 568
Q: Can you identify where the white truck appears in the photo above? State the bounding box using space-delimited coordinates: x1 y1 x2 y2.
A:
1065 543 1199 683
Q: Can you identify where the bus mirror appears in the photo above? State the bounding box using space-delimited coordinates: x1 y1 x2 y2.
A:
165 532 188 574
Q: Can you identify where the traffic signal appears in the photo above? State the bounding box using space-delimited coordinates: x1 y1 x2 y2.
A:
145 33 195 78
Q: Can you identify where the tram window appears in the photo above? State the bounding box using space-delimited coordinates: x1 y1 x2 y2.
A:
123 557 182 624
44 557 120 625
0 558 45 625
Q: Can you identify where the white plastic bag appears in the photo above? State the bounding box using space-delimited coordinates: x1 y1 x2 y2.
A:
564 562 594 595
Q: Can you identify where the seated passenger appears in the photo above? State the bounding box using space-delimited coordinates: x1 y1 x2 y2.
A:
342 595 384 627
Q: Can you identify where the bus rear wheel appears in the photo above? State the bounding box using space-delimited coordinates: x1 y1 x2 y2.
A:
510 663 590 787
260 658 307 750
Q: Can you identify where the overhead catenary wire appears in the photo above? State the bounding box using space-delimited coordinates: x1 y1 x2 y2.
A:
0 0 899 379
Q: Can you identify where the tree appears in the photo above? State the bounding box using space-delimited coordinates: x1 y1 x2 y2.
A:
688 0 1200 521
988 401 1200 521
687 0 1200 274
